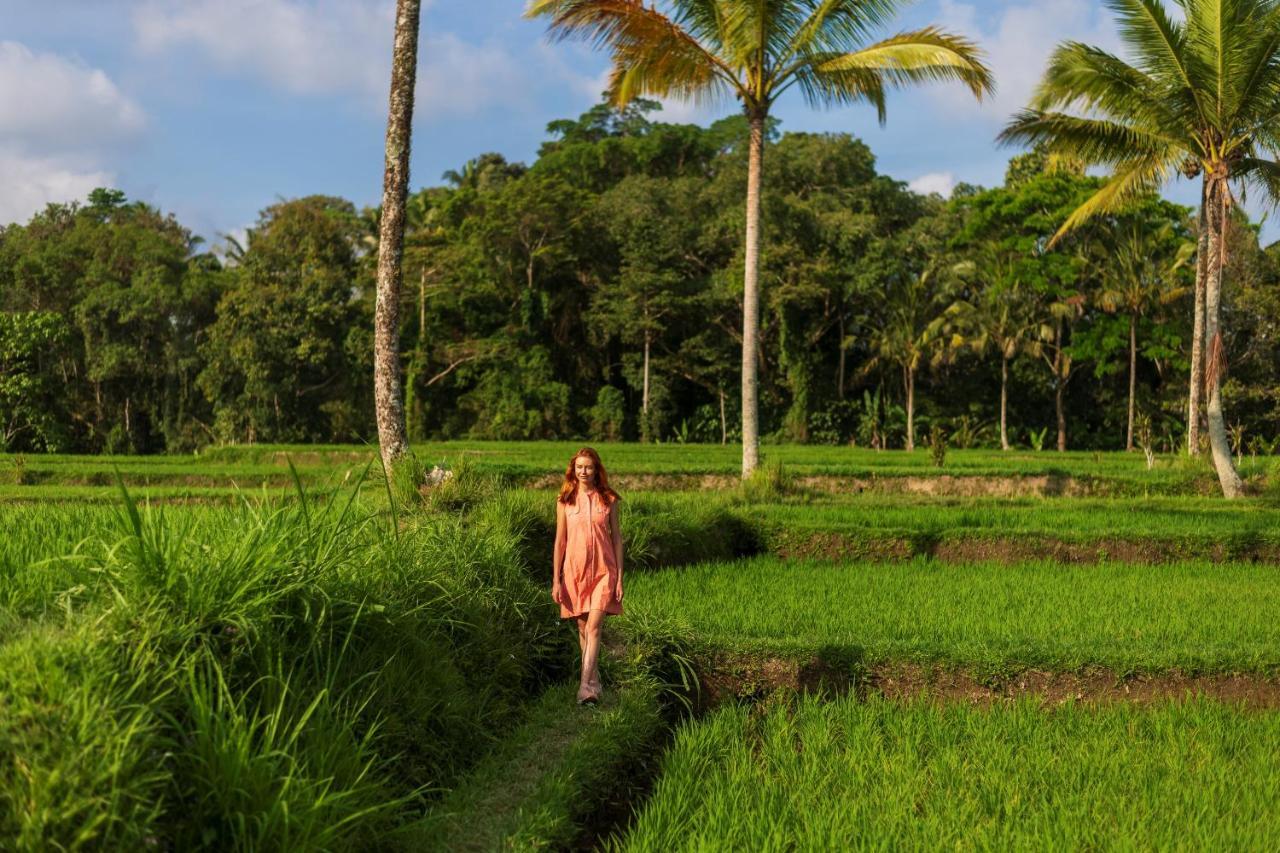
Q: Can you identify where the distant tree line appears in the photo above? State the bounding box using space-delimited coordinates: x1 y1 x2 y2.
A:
2 102 1279 455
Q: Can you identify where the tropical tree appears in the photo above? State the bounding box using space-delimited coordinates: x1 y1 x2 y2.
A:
373 0 422 471
863 223 958 451
946 251 1043 450
1000 0 1280 497
528 0 992 476
1095 212 1194 450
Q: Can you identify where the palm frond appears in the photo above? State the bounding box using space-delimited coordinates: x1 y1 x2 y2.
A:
1236 156 1280 205
814 27 994 100
526 0 740 105
1218 6 1280 132
773 0 902 68
1104 0 1211 123
1031 42 1186 135
999 110 1176 166
1051 156 1176 244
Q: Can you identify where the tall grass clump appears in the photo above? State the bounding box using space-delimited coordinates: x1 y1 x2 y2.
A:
0 476 572 850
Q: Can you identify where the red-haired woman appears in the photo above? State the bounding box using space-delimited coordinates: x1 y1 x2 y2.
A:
552 447 623 705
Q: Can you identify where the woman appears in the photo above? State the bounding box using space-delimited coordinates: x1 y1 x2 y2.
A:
552 447 623 705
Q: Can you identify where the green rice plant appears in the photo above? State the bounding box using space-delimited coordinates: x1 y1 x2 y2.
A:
169 649 401 852
0 623 169 850
736 460 798 503
615 695 1280 851
623 556 1280 674
420 455 507 514
0 477 576 848
928 425 946 468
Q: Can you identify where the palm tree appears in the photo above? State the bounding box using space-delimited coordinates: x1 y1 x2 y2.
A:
947 252 1044 450
373 0 422 472
864 262 955 451
1000 0 1280 497
528 0 992 476
1095 216 1194 451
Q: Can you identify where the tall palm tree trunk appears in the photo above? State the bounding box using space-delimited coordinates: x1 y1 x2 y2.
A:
741 111 765 477
1203 175 1244 497
719 388 727 445
374 0 420 471
836 314 846 400
1188 186 1208 454
1126 314 1137 451
1054 321 1066 452
904 363 915 452
642 328 651 441
1000 353 1009 451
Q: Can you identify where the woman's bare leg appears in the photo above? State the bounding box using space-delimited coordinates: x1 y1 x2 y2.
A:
575 615 594 702
580 609 605 698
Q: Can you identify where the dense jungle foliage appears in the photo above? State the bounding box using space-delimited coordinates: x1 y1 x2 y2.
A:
2 100 1279 455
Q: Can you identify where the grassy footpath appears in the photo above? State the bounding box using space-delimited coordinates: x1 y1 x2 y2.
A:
617 694 1280 851
623 556 1280 674
420 681 664 851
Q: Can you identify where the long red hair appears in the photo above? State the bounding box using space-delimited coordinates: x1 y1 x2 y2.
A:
557 447 620 505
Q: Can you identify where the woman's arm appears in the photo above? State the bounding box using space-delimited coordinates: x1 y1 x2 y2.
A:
552 500 566 604
610 502 623 602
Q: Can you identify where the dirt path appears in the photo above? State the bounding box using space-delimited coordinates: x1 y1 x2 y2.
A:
694 652 1280 709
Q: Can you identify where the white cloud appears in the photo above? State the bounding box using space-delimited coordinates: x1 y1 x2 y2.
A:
931 0 1122 123
417 33 525 117
908 171 956 197
0 41 145 149
0 147 113 226
134 0 393 98
134 0 523 115
0 42 141 226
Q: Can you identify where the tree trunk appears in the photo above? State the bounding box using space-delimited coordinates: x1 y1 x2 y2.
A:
904 363 915 452
1054 321 1066 452
1055 378 1066 452
1127 314 1137 452
1204 175 1244 498
642 329 651 442
373 0 420 472
1188 184 1208 454
716 386 727 445
836 314 846 400
740 110 765 477
1000 354 1009 451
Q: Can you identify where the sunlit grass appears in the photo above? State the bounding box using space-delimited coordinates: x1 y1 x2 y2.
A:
618 695 1280 851
624 556 1280 673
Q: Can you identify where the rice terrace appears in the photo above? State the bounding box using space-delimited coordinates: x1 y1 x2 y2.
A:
4 0 1280 850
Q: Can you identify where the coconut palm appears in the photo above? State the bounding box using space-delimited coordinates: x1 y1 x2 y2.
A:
1000 0 1280 497
864 262 956 451
373 0 422 471
946 252 1045 450
527 0 993 476
1095 217 1194 451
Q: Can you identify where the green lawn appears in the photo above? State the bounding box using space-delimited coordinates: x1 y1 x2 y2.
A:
619 695 1280 851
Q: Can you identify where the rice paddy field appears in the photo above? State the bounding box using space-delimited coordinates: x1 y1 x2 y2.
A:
1 443 1279 849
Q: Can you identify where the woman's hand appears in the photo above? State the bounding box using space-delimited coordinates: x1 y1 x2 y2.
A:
613 577 623 603
551 581 564 605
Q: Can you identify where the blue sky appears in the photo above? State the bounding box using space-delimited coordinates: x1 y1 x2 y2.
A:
0 0 1254 246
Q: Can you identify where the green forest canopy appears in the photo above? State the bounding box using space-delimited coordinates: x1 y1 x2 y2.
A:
2 102 1279 455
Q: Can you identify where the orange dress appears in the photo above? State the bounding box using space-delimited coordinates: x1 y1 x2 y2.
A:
559 489 623 618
